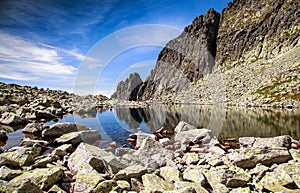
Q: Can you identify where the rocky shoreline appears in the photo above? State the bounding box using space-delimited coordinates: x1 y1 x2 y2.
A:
0 120 300 193
0 82 111 136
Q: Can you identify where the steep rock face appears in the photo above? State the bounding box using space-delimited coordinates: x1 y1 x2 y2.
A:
111 73 143 100
216 0 300 69
135 0 299 105
136 9 220 101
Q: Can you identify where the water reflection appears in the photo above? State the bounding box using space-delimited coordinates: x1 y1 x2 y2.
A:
2 105 299 150
114 105 300 142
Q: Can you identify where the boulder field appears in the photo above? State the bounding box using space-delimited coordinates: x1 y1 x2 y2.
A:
0 121 299 193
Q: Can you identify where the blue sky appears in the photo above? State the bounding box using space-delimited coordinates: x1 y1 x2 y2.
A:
0 0 231 96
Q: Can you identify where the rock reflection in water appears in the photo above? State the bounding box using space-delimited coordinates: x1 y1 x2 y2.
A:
114 105 300 141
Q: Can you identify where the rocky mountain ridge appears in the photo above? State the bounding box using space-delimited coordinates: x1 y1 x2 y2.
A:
111 73 142 101
118 0 300 107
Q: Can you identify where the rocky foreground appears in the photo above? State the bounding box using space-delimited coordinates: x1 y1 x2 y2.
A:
0 121 300 193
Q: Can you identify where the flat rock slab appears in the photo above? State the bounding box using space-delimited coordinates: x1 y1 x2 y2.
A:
226 147 292 168
42 122 91 139
54 130 101 146
239 135 291 148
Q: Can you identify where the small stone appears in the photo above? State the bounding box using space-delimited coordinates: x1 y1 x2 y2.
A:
92 180 117 193
52 144 73 156
48 185 66 193
226 147 292 169
142 173 173 193
230 187 251 193
0 146 38 167
135 132 156 148
289 149 300 161
116 180 130 190
42 122 90 139
73 168 105 193
131 178 143 192
249 163 269 181
183 168 206 186
182 152 199 165
114 165 148 180
160 166 181 183
174 181 209 193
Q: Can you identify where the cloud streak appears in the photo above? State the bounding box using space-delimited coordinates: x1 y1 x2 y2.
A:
0 31 80 82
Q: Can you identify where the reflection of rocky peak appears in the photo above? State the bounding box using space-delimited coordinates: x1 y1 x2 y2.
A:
111 73 143 100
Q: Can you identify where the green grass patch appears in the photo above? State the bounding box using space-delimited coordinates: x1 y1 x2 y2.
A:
252 76 298 95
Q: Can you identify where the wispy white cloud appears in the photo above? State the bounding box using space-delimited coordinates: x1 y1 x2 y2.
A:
0 31 81 82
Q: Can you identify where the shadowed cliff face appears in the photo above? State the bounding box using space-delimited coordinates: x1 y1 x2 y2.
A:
135 9 220 101
131 0 300 104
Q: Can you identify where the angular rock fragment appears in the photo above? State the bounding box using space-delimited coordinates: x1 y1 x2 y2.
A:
9 167 63 190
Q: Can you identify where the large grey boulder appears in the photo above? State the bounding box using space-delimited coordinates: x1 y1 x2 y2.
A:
68 143 126 177
174 121 198 133
22 122 45 135
174 122 212 145
132 136 174 169
0 166 22 180
0 112 27 125
227 147 292 169
42 122 90 139
0 146 41 167
256 165 299 192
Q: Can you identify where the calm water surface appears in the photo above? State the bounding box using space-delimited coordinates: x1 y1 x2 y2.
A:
3 105 300 149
